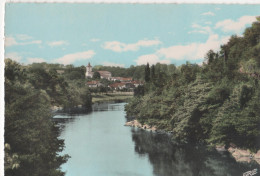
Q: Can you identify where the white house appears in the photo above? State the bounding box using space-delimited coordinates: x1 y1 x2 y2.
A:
86 80 103 88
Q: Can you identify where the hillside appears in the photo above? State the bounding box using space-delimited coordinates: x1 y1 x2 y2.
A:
125 17 260 151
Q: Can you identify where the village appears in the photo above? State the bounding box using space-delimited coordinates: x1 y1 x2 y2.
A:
85 63 143 91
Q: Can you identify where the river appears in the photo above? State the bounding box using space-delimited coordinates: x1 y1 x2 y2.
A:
54 103 260 176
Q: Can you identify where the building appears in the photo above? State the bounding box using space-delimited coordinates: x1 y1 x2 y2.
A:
86 80 103 88
109 82 135 90
97 71 112 80
131 80 144 87
125 83 135 89
109 82 126 90
111 77 132 82
86 62 94 78
85 62 112 80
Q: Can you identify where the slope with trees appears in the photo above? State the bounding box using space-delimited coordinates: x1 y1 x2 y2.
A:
125 18 260 151
4 60 92 175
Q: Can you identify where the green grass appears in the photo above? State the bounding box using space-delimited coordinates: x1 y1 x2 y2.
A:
92 92 133 103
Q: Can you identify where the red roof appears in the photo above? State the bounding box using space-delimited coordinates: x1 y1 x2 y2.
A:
109 82 126 88
98 71 111 75
121 77 132 81
87 81 100 85
111 77 132 81
131 80 143 84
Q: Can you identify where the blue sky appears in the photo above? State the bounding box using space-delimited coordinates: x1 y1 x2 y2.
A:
4 3 260 67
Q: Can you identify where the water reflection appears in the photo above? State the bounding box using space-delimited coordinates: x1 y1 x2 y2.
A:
56 103 260 176
131 128 260 176
92 102 125 111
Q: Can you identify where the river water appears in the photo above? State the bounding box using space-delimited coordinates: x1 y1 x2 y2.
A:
55 103 260 176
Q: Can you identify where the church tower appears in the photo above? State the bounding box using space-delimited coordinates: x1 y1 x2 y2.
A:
86 62 93 78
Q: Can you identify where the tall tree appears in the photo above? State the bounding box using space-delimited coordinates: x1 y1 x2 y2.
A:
150 65 155 81
145 63 150 82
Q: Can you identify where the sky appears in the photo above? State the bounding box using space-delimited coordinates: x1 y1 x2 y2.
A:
4 3 260 68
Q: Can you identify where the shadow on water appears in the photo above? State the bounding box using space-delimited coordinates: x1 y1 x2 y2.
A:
53 102 125 130
92 101 125 112
53 101 125 116
131 128 260 176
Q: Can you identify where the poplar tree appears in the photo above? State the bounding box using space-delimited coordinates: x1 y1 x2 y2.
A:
150 65 155 81
145 63 150 82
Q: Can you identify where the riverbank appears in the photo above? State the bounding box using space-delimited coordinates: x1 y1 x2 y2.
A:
92 92 133 103
51 92 133 113
125 120 157 131
227 147 260 165
125 119 260 165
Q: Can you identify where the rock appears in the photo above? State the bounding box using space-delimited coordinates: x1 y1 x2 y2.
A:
216 145 227 152
232 150 241 157
254 150 260 159
255 159 260 165
239 149 251 157
124 121 133 126
229 148 251 157
124 120 157 132
226 147 260 165
236 156 252 163
142 124 150 130
151 126 157 131
228 147 236 153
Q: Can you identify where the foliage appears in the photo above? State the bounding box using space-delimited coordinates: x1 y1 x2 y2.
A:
126 18 260 151
92 71 101 79
93 65 146 80
4 59 70 176
145 63 150 82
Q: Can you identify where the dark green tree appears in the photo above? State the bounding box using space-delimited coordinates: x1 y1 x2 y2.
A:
93 71 101 79
5 59 69 176
150 65 155 81
145 63 150 82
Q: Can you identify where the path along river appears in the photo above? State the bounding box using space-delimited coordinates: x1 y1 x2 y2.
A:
54 103 260 176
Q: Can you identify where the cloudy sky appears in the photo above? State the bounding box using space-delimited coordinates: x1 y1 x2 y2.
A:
4 3 260 67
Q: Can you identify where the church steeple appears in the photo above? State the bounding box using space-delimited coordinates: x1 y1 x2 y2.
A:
86 62 93 78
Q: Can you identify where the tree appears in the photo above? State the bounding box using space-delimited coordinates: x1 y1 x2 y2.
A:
150 65 155 81
134 85 145 96
5 59 69 176
145 63 150 82
125 18 260 151
93 71 101 79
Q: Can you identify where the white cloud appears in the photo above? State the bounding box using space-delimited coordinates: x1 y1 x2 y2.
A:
90 38 100 42
205 21 212 25
135 54 170 65
5 36 18 47
5 52 22 62
103 62 125 67
27 57 46 64
16 34 33 41
188 23 212 34
26 40 42 45
215 16 256 33
48 40 69 47
5 36 42 47
215 7 221 11
102 39 162 52
157 34 229 61
201 11 215 16
54 50 95 65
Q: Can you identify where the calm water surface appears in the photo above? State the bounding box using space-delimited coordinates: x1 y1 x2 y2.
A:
55 103 260 176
